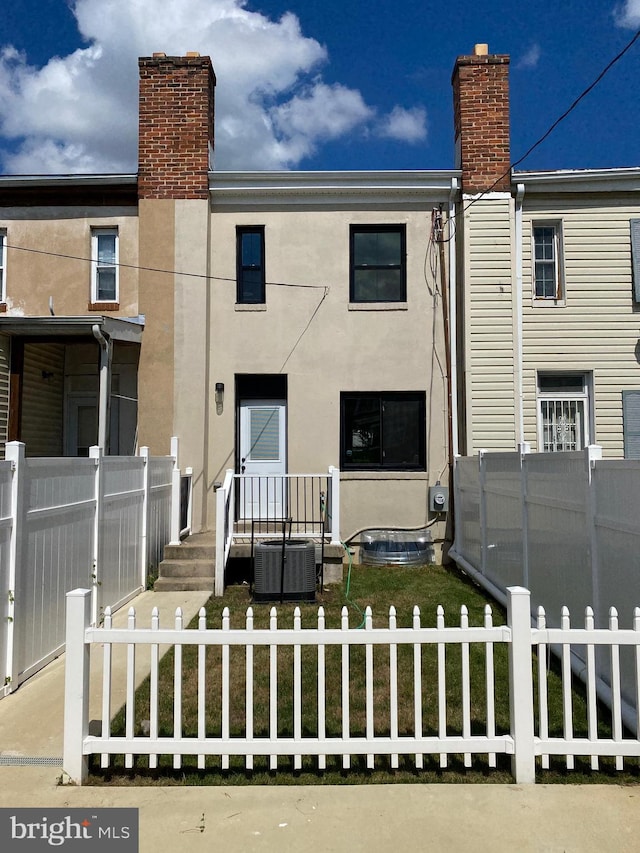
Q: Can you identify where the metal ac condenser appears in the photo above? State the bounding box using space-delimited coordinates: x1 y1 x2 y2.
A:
253 539 316 602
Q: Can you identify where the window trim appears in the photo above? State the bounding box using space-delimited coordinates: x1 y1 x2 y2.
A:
536 371 592 452
340 391 426 471
349 225 407 304
236 226 266 305
91 227 119 305
532 221 564 305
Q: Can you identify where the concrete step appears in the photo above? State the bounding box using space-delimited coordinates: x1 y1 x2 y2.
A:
163 534 216 561
154 576 214 593
157 559 215 579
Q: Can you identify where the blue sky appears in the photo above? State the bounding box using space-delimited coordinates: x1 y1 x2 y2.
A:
1 0 639 174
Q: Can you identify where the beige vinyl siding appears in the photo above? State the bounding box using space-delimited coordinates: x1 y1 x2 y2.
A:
464 195 516 451
522 197 640 456
21 342 65 456
0 335 8 459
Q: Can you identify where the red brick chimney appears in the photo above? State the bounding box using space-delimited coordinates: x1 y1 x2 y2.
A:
138 53 215 200
452 44 510 193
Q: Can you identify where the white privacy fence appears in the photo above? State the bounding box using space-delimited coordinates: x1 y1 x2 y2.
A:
63 585 640 785
450 445 640 730
0 438 189 697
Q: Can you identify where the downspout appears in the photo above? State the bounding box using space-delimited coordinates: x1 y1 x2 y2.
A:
514 183 525 448
92 324 112 452
448 178 459 458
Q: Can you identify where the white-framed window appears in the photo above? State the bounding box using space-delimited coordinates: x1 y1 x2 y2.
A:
532 221 563 302
0 231 6 302
91 228 118 304
537 372 591 452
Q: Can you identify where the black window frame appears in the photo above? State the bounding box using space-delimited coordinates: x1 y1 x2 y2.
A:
236 226 266 304
340 391 426 471
349 225 406 303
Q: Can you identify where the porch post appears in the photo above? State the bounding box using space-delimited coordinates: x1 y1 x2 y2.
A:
92 325 112 452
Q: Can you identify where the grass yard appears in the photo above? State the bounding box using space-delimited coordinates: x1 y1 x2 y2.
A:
92 563 639 786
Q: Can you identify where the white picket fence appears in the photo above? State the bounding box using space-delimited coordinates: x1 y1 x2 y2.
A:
0 438 190 697
450 445 640 731
63 586 640 785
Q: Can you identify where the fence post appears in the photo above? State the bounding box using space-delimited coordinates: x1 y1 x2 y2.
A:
586 445 603 626
328 465 341 545
63 588 92 785
5 442 25 694
478 450 487 576
169 436 181 546
89 446 103 627
507 585 536 783
139 446 150 589
520 443 530 589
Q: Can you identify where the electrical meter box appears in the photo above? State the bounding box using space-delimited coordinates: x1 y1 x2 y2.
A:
429 484 449 513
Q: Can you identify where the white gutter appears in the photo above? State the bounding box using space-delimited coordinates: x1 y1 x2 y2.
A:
448 177 459 457
92 325 112 452
515 183 525 448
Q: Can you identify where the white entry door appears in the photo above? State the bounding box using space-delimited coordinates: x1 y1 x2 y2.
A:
239 399 287 520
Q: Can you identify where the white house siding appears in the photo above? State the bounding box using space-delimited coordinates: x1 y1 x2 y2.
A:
521 196 640 456
462 194 516 453
0 334 8 459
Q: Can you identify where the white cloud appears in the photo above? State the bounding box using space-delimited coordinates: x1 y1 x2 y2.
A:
517 44 541 70
376 106 427 144
0 0 427 173
615 0 640 26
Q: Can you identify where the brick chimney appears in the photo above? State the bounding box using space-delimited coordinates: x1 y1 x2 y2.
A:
452 44 510 193
138 53 216 200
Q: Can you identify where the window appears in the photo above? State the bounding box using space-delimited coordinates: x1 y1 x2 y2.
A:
340 392 425 470
0 231 5 303
237 226 265 304
350 226 406 303
91 228 118 304
537 373 591 452
533 222 563 301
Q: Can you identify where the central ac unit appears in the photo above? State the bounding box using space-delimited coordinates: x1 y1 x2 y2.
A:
253 539 316 602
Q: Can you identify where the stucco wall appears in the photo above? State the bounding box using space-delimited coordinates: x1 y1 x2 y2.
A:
192 205 450 549
0 207 138 316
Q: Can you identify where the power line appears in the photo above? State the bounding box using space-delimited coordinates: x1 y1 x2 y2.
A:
462 28 640 215
3 241 327 291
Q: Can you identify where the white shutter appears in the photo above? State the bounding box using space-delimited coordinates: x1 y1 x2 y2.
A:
631 219 640 302
623 390 640 460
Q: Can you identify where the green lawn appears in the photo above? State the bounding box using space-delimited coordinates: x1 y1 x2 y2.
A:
92 563 639 786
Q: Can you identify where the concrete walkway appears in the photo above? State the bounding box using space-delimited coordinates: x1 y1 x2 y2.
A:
0 589 639 852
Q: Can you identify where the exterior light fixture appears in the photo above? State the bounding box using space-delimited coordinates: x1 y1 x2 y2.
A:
215 382 224 414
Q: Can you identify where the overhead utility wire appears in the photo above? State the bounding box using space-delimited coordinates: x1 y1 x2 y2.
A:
3 242 326 291
462 27 640 215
